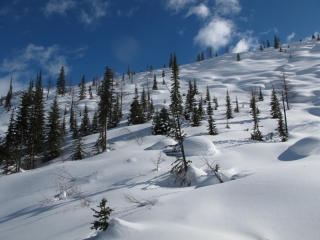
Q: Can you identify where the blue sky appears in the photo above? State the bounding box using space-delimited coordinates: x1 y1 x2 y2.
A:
0 0 319 96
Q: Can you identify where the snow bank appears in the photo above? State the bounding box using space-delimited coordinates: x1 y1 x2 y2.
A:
278 137 320 160
184 136 217 156
147 139 177 150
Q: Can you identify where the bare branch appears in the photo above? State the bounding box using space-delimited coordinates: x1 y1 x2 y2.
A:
201 156 223 183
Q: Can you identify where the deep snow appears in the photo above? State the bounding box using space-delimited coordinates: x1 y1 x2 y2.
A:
1 39 320 239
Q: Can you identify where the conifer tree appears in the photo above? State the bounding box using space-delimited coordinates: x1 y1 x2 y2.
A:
198 98 204 120
267 40 271 48
4 77 13 111
56 66 66 96
213 96 218 109
91 110 99 134
152 75 158 90
43 95 63 162
140 87 147 113
260 45 263 51
71 122 86 161
193 78 199 95
191 104 201 127
91 197 113 231
237 53 241 61
162 78 165 85
169 53 183 115
111 94 122 126
225 90 233 119
127 84 145 125
274 35 279 49
201 51 205 61
79 75 86 100
162 69 165 77
250 96 263 141
205 85 211 102
80 105 91 136
277 108 287 142
234 96 239 113
258 86 264 101
196 53 201 62
89 86 93 99
69 107 76 132
270 86 280 119
206 100 214 116
0 96 3 106
152 107 171 135
184 79 195 120
207 115 218 135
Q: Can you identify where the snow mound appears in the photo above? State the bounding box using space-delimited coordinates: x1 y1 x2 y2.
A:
127 157 138 163
148 139 177 150
92 218 143 239
184 137 217 156
278 137 320 161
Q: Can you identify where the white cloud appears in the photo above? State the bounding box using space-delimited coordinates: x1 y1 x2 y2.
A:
80 0 109 25
185 3 210 19
44 0 76 16
261 28 278 35
194 17 234 50
0 44 87 96
215 0 241 16
232 36 259 53
287 32 295 43
166 0 196 12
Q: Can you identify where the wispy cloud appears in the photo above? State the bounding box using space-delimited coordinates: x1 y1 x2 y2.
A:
80 0 109 25
261 28 278 35
232 35 259 53
287 32 295 43
185 3 210 19
215 0 241 16
194 17 234 51
44 0 76 16
166 0 196 12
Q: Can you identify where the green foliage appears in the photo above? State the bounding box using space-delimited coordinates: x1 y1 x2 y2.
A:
152 107 171 135
56 66 66 96
258 86 264 101
80 105 91 136
234 96 239 113
270 86 280 119
79 75 86 100
225 90 233 119
152 74 158 90
91 198 113 231
250 96 263 141
207 115 218 135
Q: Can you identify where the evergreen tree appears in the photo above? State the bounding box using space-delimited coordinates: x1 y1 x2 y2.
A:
162 78 165 85
80 105 91 136
274 35 279 49
317 34 320 41
260 45 263 51
162 69 165 77
79 75 86 100
207 115 218 135
196 53 201 62
198 98 204 120
213 96 219 109
312 34 316 39
225 90 233 119
267 40 271 48
91 197 113 231
127 84 145 125
169 53 183 115
237 53 241 61
184 79 195 120
140 87 147 113
152 107 171 135
4 77 13 111
111 94 122 126
201 51 205 61
193 78 199 95
206 100 214 116
191 104 201 127
234 96 239 113
91 110 99 134
89 86 93 99
56 66 66 96
43 95 63 162
270 86 280 119
152 75 158 90
258 86 264 101
71 124 86 161
69 107 76 132
277 108 287 142
205 85 211 102
250 96 263 141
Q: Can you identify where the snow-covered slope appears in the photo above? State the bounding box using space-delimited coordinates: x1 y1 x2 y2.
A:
1 39 320 240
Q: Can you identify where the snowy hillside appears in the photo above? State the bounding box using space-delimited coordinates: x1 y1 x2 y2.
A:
1 39 320 240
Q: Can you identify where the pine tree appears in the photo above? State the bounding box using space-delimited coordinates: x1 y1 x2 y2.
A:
236 53 241 61
152 75 158 90
152 107 171 135
270 86 280 118
169 53 183 115
234 96 239 113
206 100 214 116
191 104 201 127
260 45 263 51
71 122 86 161
250 96 263 141
79 75 86 100
258 86 264 101
140 87 147 113
111 94 122 127
198 98 204 120
225 90 233 119
4 77 13 111
127 84 145 125
201 51 205 61
0 96 3 106
162 69 165 77
69 107 76 132
193 78 199 95
267 40 271 48
277 108 287 142
91 110 99 134
80 105 91 136
207 115 218 135
56 66 66 96
213 96 218 109
274 35 279 49
43 95 63 162
184 79 195 120
91 197 113 231
205 85 211 102
196 53 201 62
